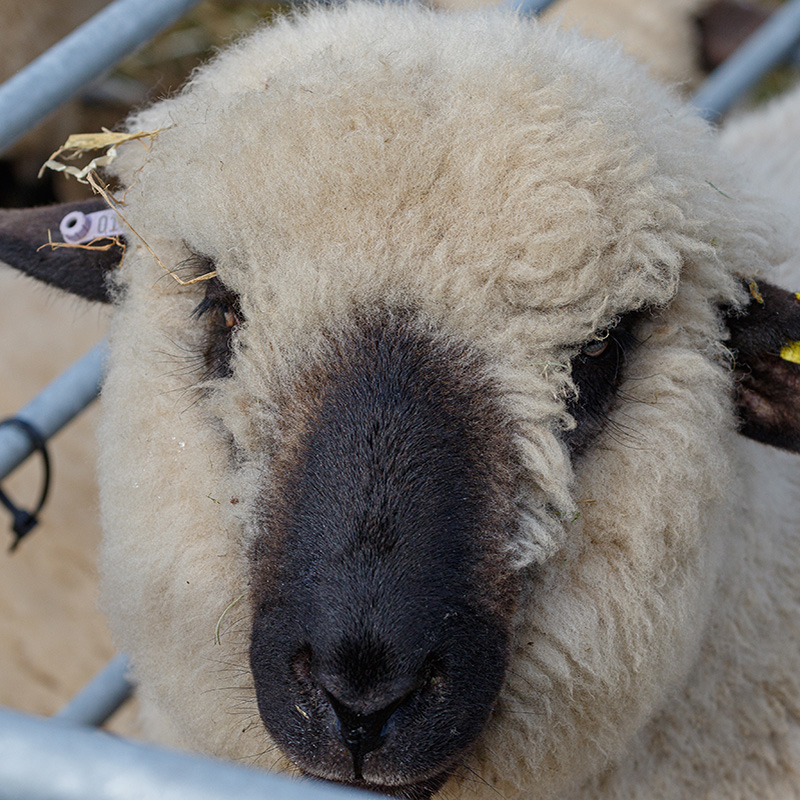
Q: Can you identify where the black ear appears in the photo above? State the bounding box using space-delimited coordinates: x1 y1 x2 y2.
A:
726 280 800 453
0 198 124 303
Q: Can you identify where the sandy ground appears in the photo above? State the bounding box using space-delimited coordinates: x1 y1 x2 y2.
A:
0 269 138 733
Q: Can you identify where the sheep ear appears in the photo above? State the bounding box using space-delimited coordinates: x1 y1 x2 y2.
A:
727 280 800 452
0 199 124 303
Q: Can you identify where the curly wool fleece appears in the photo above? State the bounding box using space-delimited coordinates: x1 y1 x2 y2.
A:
95 4 797 799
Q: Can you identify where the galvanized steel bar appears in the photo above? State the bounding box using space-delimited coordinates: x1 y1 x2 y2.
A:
692 0 800 121
501 0 560 15
0 339 107 481
0 0 204 155
54 654 133 727
0 707 372 800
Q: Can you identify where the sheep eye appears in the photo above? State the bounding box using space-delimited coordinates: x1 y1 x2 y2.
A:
191 275 243 379
564 316 639 455
582 337 610 357
192 280 242 329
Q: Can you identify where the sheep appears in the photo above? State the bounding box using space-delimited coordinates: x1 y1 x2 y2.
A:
439 0 709 87
0 0 765 728
431 0 771 89
1 3 800 798
538 0 772 86
720 83 800 237
540 0 706 86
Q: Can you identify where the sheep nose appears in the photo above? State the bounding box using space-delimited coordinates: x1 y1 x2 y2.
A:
322 685 415 778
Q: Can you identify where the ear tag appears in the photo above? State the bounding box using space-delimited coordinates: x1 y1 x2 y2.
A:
59 208 123 244
778 293 800 363
780 341 800 364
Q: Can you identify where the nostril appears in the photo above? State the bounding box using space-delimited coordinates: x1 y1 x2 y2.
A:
323 684 416 772
291 642 437 777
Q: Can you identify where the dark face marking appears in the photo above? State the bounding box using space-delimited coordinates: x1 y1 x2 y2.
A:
564 315 639 455
249 310 521 799
190 268 243 379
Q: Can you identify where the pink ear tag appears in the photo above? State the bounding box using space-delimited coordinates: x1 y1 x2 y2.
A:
59 208 124 244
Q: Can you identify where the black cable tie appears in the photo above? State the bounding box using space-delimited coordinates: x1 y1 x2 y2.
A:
0 418 51 552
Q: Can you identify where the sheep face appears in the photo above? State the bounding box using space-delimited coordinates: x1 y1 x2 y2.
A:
94 3 748 785
248 311 521 795
2 3 799 798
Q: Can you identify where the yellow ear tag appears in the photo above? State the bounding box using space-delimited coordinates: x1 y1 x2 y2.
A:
780 294 800 363
780 341 800 364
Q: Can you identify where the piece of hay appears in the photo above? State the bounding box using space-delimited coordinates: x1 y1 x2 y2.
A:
36 231 125 255
87 170 217 286
748 279 764 305
40 128 216 286
38 129 166 182
36 128 210 286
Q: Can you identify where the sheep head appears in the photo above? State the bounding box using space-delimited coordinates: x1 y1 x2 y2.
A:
2 4 800 798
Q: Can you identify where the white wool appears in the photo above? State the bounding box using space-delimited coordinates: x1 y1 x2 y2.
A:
25 3 790 797
720 83 800 289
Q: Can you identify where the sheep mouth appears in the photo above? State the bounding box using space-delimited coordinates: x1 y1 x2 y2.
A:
312 771 450 800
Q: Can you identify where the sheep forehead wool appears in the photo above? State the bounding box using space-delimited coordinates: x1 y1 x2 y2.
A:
93 4 796 798
113 2 775 333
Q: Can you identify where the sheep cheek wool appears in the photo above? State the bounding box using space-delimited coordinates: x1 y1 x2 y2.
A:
95 4 796 798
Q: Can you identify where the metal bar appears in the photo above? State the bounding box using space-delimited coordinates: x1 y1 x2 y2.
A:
0 707 372 800
0 339 107 481
0 0 205 155
54 654 133 727
692 0 800 121
501 0 561 14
